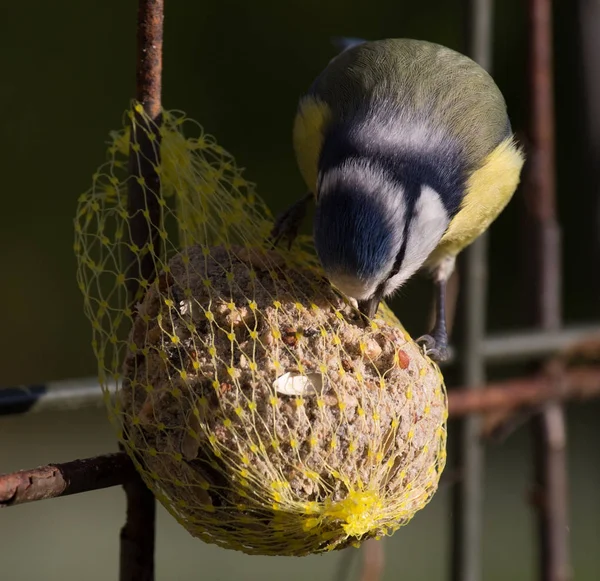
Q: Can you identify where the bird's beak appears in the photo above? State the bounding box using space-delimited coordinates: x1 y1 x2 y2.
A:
358 295 381 319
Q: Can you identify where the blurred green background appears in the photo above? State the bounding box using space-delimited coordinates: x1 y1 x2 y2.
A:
1 1 599 580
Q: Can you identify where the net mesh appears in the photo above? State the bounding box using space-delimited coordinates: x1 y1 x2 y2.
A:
74 103 448 556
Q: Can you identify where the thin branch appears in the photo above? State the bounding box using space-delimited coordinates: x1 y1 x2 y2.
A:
120 1 164 580
126 0 164 301
0 453 137 507
120 459 156 581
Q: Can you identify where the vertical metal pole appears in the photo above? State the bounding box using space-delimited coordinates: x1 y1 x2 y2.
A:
451 2 493 581
121 1 164 580
526 1 572 580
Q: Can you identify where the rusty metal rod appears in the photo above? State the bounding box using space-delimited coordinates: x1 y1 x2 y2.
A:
448 366 600 416
3 366 599 508
526 0 572 580
121 1 164 580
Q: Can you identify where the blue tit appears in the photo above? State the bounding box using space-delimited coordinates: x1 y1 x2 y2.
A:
271 38 525 361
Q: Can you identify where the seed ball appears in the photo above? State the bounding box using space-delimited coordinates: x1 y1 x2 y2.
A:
119 244 447 556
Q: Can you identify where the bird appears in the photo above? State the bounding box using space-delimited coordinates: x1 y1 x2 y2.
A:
271 38 525 362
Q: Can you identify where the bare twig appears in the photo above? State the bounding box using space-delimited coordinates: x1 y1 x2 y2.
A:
120 460 156 581
120 1 165 580
0 453 137 507
126 0 164 302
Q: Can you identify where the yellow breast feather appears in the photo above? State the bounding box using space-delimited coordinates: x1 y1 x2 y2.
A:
293 96 332 197
426 136 525 266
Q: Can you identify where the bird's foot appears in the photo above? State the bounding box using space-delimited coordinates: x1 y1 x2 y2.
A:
416 333 450 363
268 194 311 250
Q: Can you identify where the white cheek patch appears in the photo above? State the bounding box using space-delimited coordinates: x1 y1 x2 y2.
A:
319 157 408 293
319 158 403 221
319 158 407 245
317 158 450 301
383 185 450 295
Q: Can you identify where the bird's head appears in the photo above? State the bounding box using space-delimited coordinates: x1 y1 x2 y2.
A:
314 157 451 318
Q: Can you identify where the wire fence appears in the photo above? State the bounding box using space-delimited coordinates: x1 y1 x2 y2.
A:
1 1 599 580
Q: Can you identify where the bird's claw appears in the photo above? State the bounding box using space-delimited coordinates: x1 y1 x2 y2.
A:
268 195 311 250
416 334 450 363
268 220 298 251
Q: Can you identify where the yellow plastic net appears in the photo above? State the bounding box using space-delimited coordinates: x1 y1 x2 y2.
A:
74 103 448 556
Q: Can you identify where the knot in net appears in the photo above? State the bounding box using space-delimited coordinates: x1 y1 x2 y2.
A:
74 103 448 556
